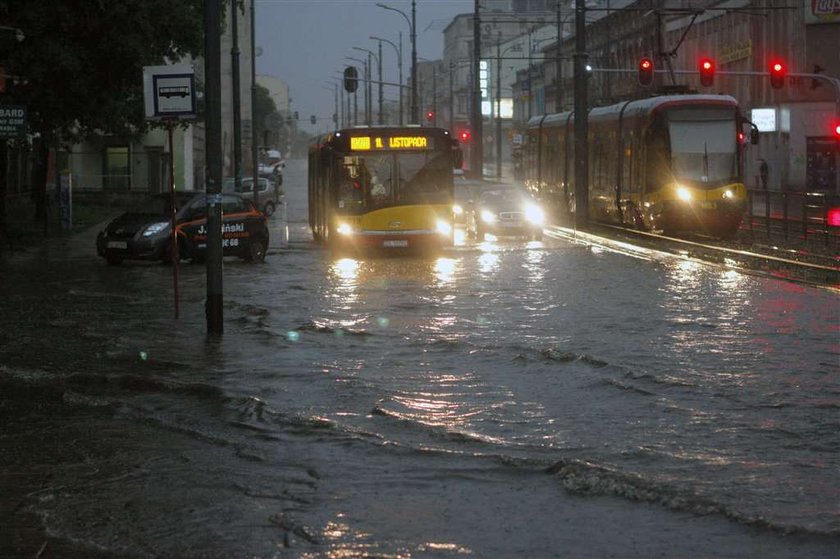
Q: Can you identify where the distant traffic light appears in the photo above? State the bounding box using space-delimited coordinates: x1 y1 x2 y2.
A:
699 58 715 87
769 60 786 89
638 57 654 87
310 115 317 125
426 110 435 123
459 129 470 143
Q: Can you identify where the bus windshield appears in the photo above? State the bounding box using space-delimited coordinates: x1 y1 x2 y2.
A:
337 151 452 211
668 117 738 184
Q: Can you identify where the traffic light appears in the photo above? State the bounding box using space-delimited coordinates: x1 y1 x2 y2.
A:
699 58 715 87
769 60 786 89
459 129 470 143
834 122 840 147
638 57 654 87
294 111 299 120
426 110 435 122
310 115 316 125
343 66 358 93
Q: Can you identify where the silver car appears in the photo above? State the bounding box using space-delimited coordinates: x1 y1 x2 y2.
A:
222 177 282 217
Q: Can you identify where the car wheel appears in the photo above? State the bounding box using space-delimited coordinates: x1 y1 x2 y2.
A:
245 239 266 262
105 254 122 266
263 201 276 217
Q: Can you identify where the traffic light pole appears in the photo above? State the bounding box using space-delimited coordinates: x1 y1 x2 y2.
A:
573 0 588 229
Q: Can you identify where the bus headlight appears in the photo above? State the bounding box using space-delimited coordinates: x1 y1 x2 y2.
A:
676 186 692 202
336 223 354 235
722 189 735 199
436 219 452 235
481 210 497 223
524 203 545 225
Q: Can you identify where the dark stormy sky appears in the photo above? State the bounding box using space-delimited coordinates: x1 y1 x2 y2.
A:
254 0 474 134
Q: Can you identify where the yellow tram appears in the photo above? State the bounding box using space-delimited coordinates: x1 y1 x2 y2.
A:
524 95 751 238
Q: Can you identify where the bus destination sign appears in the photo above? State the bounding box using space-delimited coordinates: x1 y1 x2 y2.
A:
350 135 433 151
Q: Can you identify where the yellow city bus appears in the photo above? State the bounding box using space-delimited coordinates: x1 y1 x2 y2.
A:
308 126 462 252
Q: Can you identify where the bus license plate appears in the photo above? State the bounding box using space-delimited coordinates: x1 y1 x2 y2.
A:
383 240 408 247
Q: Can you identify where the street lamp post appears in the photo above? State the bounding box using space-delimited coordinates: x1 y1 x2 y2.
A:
371 34 402 125
353 46 382 124
376 1 417 124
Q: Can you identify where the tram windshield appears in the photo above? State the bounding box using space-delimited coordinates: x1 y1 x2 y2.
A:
668 110 738 184
337 151 452 211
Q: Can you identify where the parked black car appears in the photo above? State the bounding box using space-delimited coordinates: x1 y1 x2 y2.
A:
97 192 269 265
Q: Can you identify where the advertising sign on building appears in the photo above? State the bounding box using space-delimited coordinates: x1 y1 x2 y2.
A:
804 0 840 24
0 104 26 138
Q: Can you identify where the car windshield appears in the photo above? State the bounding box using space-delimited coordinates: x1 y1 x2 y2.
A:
479 189 531 206
132 194 181 215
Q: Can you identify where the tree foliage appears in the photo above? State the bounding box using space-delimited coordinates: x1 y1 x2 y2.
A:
2 0 207 141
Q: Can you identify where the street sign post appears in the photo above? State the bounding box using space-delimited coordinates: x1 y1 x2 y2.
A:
143 64 197 121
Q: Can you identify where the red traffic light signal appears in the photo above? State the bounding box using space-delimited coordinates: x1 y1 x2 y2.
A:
459 129 471 143
769 60 786 89
638 57 654 87
426 110 435 122
699 58 715 87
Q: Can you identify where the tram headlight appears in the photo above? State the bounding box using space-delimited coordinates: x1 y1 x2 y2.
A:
524 203 545 225
676 186 692 202
481 209 497 223
336 222 354 235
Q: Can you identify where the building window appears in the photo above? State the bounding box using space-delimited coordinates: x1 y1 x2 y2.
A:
104 146 130 191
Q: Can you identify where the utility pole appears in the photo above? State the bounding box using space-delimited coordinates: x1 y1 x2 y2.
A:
470 0 483 179
573 0 588 229
250 0 259 203
205 0 224 334
231 0 242 193
377 40 383 124
556 1 564 111
496 34 502 179
411 0 418 124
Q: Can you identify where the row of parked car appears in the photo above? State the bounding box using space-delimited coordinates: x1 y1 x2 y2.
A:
96 171 284 266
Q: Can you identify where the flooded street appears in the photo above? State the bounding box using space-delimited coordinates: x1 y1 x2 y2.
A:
1 159 839 558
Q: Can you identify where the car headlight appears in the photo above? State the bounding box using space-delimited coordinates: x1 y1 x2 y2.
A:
453 204 464 216
524 203 545 225
142 222 170 237
336 223 354 235
480 209 497 223
436 219 452 235
676 186 692 202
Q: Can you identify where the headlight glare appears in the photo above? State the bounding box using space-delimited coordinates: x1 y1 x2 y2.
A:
480 209 497 223
524 203 545 225
142 222 170 237
722 190 734 199
676 186 692 202
436 219 452 235
336 223 354 235
453 204 463 216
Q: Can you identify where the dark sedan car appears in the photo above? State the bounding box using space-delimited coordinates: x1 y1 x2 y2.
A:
466 188 545 241
97 192 269 265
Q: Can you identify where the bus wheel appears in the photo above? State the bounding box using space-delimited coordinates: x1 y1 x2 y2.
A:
245 239 266 262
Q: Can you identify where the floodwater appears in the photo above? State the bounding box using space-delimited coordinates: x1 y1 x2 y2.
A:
1 159 838 558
